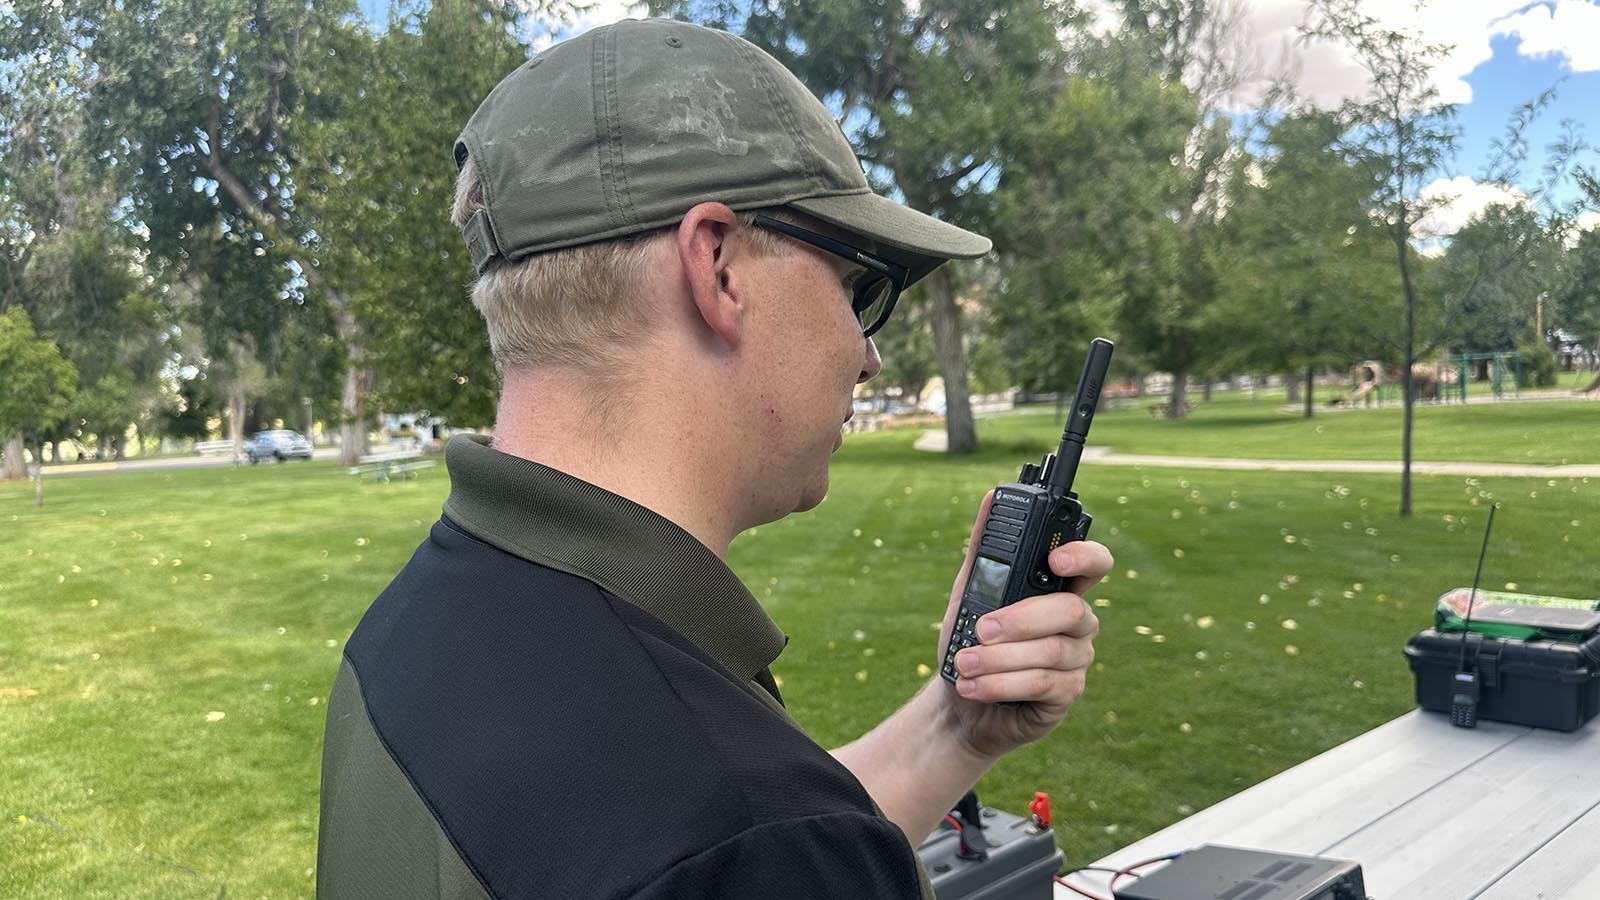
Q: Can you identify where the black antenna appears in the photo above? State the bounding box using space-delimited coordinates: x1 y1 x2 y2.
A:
1456 502 1500 673
1045 337 1115 498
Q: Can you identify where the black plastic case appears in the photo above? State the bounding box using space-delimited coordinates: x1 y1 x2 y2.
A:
1405 628 1600 731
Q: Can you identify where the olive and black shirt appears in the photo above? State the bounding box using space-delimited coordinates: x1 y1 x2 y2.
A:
317 435 934 899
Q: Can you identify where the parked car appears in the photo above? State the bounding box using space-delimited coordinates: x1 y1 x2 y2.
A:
245 430 314 463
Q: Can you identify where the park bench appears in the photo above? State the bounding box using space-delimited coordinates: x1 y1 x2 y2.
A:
350 451 435 483
194 439 236 455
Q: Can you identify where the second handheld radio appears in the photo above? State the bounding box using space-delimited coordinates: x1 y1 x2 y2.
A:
941 337 1114 688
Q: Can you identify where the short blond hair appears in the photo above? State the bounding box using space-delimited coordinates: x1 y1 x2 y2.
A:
452 158 793 374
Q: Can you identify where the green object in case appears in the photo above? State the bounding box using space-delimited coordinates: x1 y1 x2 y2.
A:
1432 588 1600 643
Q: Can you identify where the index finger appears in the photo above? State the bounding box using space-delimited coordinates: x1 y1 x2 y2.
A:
978 591 1100 643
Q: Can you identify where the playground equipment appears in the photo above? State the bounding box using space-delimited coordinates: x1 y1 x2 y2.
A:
1342 361 1382 406
1335 359 1461 406
1451 351 1522 401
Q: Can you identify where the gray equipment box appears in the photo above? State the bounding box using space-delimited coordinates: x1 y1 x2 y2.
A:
916 805 1063 900
1113 844 1366 900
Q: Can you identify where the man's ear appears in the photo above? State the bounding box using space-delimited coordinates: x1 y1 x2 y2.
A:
676 202 746 349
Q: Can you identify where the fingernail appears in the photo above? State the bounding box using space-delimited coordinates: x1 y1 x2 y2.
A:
977 617 1001 641
957 677 978 696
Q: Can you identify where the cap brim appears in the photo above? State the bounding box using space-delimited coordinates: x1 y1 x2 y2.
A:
787 192 991 288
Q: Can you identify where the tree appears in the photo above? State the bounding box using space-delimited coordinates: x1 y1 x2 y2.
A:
1 1 90 475
157 373 221 444
872 303 940 408
1435 203 1563 366
985 58 1188 405
1554 227 1600 389
1303 0 1558 515
23 220 172 457
1220 109 1394 415
299 0 530 429
0 307 78 503
71 0 380 463
1101 0 1255 418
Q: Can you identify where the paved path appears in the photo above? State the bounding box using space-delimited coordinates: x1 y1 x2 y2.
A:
911 431 1600 478
35 447 343 477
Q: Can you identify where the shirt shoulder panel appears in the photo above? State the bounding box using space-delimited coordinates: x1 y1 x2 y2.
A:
624 812 928 900
318 657 495 900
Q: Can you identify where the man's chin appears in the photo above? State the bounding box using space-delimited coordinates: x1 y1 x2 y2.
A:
791 469 831 514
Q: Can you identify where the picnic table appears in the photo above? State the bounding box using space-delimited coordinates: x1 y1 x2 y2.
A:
1146 400 1194 418
1063 709 1600 898
350 451 435 482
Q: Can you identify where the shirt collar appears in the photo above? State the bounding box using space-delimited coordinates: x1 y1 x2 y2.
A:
440 434 788 686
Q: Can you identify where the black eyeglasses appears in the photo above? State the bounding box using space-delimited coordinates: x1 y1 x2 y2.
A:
750 214 909 338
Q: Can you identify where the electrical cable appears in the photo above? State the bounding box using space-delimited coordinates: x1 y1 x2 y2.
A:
1053 876 1111 900
1057 865 1135 878
1110 854 1184 893
1054 852 1183 900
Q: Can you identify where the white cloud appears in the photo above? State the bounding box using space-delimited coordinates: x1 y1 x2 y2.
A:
1413 175 1530 240
1493 1 1600 72
1563 209 1600 246
526 1 642 51
1088 1 1592 112
1237 0 1536 110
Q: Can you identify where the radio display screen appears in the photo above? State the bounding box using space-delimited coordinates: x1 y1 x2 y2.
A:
969 556 1011 607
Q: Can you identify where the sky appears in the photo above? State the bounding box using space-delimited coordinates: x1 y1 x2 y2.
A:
364 0 1600 235
1174 0 1600 235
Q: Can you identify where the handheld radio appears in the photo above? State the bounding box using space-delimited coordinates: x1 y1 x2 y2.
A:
941 337 1115 688
1450 502 1500 729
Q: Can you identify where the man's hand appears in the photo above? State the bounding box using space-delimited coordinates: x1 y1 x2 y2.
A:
936 491 1112 761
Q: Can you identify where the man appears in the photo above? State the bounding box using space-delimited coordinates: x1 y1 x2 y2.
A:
317 18 1110 900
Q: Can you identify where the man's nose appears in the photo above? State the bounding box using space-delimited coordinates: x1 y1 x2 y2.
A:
859 336 882 384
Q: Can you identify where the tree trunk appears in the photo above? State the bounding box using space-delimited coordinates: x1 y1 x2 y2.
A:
1166 369 1190 419
338 358 373 466
329 301 371 466
3 434 24 480
1397 234 1417 518
1303 365 1315 418
923 267 978 454
33 463 43 508
228 378 247 461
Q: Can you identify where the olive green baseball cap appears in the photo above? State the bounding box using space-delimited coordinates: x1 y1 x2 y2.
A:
454 18 990 286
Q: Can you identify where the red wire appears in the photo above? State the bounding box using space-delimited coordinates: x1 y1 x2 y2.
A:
1109 855 1179 893
943 814 963 832
1055 853 1179 900
1053 875 1111 900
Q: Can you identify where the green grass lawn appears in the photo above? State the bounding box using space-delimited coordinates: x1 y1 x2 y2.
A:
3 416 1596 896
998 385 1600 465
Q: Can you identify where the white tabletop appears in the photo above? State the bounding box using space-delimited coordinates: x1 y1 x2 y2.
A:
1060 709 1600 899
